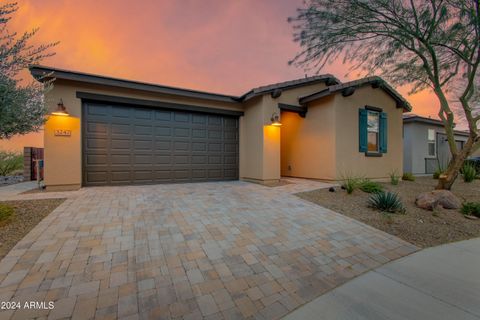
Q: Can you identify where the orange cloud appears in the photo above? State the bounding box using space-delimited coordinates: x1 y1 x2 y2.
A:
1 0 447 152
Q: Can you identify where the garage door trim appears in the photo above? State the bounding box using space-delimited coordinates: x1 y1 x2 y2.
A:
76 91 244 117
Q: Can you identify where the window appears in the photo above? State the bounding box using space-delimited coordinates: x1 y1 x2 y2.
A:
367 111 380 152
427 129 436 157
359 107 387 154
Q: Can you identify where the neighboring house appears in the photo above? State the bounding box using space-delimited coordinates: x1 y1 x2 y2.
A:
30 66 411 190
403 114 480 174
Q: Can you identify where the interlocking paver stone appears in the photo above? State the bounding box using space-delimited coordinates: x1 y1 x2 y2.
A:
0 179 417 319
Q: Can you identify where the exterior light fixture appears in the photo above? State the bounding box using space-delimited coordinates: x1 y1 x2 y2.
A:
270 113 282 126
51 99 69 116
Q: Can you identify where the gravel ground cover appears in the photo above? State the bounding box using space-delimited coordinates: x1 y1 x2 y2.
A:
297 177 480 248
0 198 65 260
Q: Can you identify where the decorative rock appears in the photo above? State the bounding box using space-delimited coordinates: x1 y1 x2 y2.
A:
0 175 24 186
328 187 335 192
415 190 461 210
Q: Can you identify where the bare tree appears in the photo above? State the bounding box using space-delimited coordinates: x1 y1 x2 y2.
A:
0 2 56 139
289 0 479 190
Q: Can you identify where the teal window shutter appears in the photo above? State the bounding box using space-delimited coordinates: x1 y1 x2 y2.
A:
380 112 388 153
359 109 367 152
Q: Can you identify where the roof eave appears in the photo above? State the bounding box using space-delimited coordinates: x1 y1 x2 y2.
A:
29 65 241 104
299 78 412 112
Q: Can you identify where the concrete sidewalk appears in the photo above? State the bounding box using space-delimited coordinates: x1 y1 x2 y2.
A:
284 238 480 320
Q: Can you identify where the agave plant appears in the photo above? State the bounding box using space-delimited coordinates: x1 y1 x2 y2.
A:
368 191 405 214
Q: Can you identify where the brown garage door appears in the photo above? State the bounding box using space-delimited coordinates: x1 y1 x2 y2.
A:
82 101 239 186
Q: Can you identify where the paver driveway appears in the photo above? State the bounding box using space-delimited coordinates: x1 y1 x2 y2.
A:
0 180 417 319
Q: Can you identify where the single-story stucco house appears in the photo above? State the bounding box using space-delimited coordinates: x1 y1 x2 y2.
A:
30 66 411 190
403 114 480 174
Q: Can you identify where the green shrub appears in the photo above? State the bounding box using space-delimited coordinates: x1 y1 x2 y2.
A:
461 202 480 217
341 176 363 194
464 159 480 176
359 180 384 193
402 172 415 181
462 163 476 183
0 151 23 176
368 191 405 213
433 168 443 179
0 203 14 224
389 170 399 185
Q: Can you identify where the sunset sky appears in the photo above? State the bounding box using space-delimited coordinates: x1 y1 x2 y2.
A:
1 0 440 151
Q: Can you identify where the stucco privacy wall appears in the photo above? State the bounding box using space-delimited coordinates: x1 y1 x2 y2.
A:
43 79 243 190
334 86 404 179
280 95 337 179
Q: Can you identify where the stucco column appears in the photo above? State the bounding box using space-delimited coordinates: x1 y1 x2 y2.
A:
261 100 281 181
43 89 82 190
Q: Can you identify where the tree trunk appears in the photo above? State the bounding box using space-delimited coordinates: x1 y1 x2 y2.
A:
436 145 470 190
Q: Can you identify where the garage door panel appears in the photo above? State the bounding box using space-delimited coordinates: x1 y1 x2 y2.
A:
224 130 237 140
111 139 131 150
225 143 238 153
155 126 171 136
155 110 171 121
209 155 222 164
83 102 239 185
192 169 207 179
134 108 153 120
111 171 131 182
224 168 237 179
133 140 152 150
86 138 108 149
155 140 171 150
155 155 171 164
192 142 207 151
174 112 189 122
111 154 131 165
86 154 108 165
174 127 190 137
133 170 153 181
208 143 222 152
174 169 190 179
224 117 238 128
173 141 189 151
87 105 109 116
192 155 207 164
192 129 206 138
134 125 153 135
87 122 108 134
192 114 207 124
87 171 108 183
208 116 222 126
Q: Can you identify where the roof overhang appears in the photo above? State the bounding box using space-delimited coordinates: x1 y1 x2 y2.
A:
299 77 412 112
239 75 340 102
29 65 241 104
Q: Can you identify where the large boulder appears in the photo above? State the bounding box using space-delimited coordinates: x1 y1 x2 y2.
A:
415 190 461 210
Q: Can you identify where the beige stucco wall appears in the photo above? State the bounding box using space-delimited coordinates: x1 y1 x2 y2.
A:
239 97 264 180
44 79 242 190
334 86 404 179
239 82 330 181
280 95 337 179
280 86 404 181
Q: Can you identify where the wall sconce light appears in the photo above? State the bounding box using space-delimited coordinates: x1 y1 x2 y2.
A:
270 113 282 126
51 99 69 116
270 112 282 127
